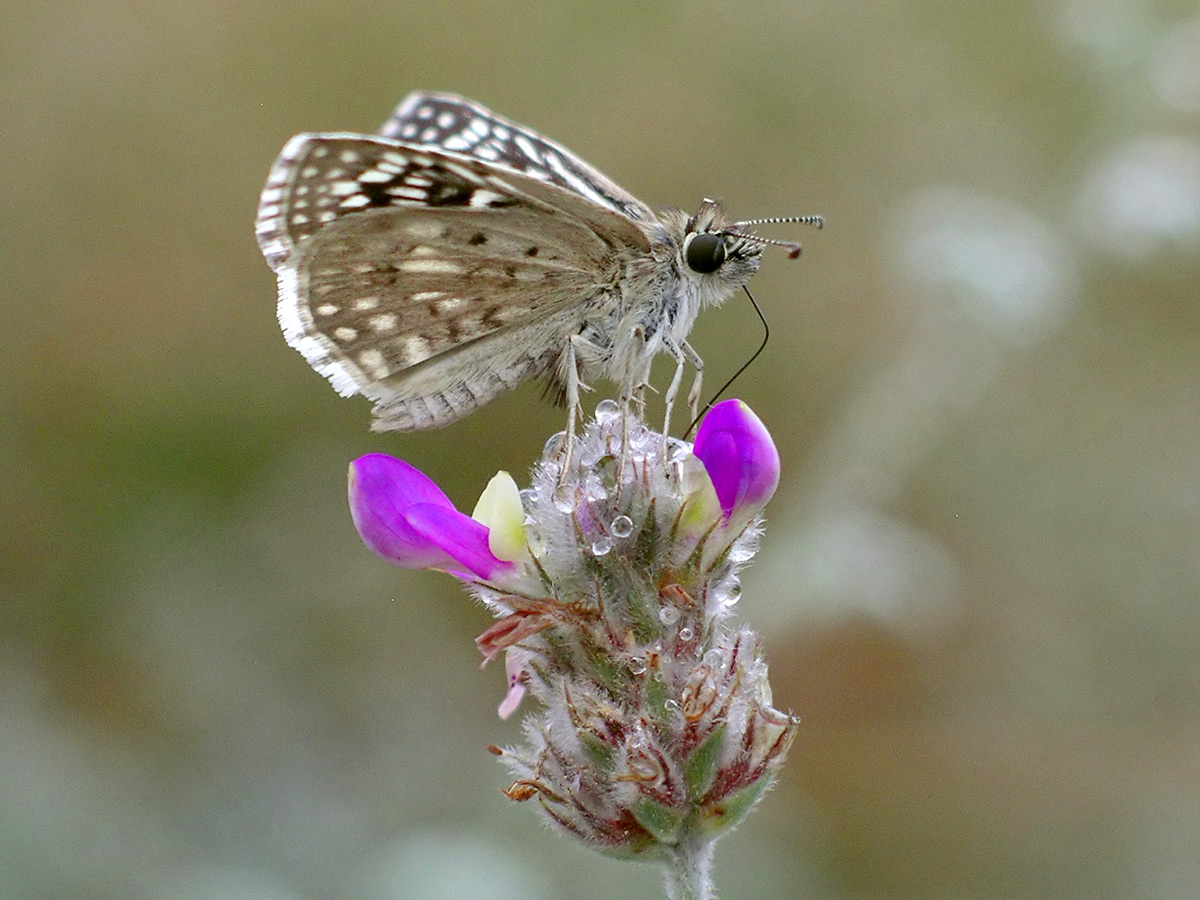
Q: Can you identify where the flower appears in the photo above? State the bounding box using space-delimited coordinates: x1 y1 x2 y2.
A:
346 403 794 900
692 399 780 525
348 453 516 581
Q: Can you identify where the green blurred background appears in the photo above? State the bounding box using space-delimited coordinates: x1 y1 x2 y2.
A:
4 1 1200 898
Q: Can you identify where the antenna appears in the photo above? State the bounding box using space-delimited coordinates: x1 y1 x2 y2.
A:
727 214 824 259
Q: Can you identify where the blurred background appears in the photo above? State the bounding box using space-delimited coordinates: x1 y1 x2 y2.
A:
4 1 1199 898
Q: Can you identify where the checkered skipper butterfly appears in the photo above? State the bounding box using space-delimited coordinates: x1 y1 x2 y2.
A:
255 92 821 434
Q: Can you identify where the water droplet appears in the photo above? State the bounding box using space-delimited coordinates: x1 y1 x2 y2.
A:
591 536 613 556
594 399 620 423
703 649 724 669
666 437 690 461
658 605 680 626
663 699 682 715
728 543 755 563
610 514 633 538
670 459 685 483
542 431 567 457
552 484 575 513
628 656 647 675
678 626 694 642
584 474 608 502
720 582 742 606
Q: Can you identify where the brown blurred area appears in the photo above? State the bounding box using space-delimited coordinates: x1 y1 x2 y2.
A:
3 1 1199 898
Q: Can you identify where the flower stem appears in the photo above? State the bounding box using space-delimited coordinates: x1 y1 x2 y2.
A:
663 835 716 900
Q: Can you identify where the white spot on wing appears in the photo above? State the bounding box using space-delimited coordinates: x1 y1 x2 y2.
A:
403 334 433 363
405 222 444 241
514 135 541 164
470 190 507 207
358 169 394 183
359 348 388 378
370 313 398 332
399 259 464 274
386 185 428 201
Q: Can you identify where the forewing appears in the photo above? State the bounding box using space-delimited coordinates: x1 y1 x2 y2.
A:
255 133 655 427
379 91 657 225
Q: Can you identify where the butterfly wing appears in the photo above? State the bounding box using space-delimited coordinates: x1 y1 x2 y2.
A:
255 133 657 430
379 92 657 226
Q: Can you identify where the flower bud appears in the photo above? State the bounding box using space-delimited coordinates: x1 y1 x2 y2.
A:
692 399 780 530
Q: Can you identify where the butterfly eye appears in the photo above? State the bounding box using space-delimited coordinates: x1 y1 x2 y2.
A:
684 232 727 274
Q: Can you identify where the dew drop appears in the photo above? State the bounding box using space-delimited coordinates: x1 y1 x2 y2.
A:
663 699 682 715
678 626 694 642
728 543 755 563
543 430 567 457
594 398 620 423
592 536 613 556
658 605 680 626
703 649 724 669
720 581 742 606
579 441 604 467
628 656 647 675
665 437 690 461
584 474 609 502
610 514 633 538
552 484 575 513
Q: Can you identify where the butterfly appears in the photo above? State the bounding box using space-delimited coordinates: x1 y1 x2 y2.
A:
255 92 820 435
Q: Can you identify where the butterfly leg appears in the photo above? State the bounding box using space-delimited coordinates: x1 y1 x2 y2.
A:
559 334 600 481
681 340 704 426
662 338 687 440
562 336 585 474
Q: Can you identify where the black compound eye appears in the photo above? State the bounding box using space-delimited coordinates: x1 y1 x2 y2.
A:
685 232 727 274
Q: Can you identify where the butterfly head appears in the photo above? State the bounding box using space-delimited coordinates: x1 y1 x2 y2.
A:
678 200 823 306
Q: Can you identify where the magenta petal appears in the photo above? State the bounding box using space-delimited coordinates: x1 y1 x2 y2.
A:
498 648 530 720
693 399 780 520
351 453 456 511
404 503 512 580
348 453 509 577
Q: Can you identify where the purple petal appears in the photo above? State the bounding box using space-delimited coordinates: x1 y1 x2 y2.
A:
404 503 513 580
498 648 531 719
692 400 780 520
348 454 512 578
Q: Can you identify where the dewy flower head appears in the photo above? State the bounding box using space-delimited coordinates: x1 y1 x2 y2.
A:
348 453 516 581
346 401 795 900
